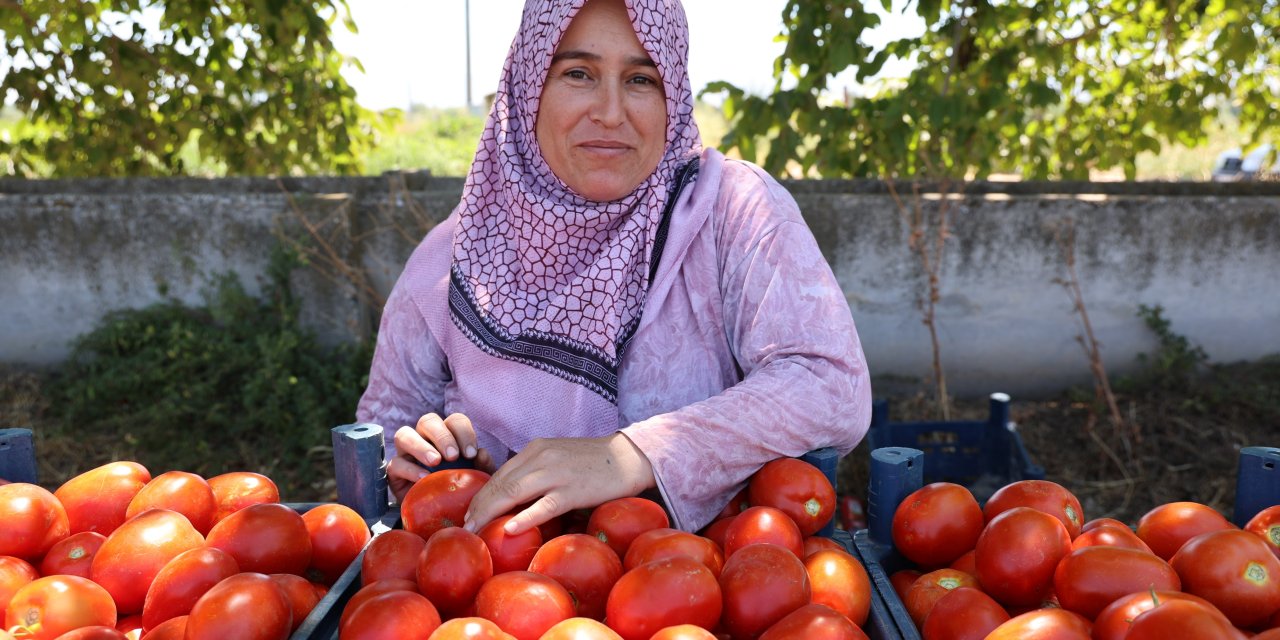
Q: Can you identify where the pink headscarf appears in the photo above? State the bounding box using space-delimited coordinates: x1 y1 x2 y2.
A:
449 0 702 403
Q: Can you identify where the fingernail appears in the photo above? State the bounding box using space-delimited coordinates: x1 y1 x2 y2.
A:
462 518 476 533
446 446 458 459
503 519 519 535
465 446 477 458
415 469 429 481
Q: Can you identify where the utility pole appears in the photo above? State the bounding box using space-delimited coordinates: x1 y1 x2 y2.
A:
465 0 473 112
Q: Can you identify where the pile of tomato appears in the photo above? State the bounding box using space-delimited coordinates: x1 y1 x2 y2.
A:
887 478 1280 640
0 462 371 640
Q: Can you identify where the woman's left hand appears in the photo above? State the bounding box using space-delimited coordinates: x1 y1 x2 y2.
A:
462 433 656 536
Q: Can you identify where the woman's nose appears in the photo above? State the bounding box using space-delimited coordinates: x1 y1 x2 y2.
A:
589 81 626 128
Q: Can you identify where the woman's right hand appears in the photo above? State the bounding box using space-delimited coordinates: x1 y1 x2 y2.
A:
387 412 494 502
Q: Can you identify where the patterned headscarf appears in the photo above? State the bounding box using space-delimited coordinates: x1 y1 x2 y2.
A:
448 0 702 403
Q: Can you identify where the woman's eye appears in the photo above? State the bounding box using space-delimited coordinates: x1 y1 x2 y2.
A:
565 69 590 80
630 74 658 86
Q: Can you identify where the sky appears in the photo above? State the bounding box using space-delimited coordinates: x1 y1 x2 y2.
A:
330 1 924 112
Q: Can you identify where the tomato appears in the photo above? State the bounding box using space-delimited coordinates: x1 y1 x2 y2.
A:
1091 590 1226 640
983 608 1092 640
605 557 721 640
623 528 723 577
54 462 151 536
301 503 371 585
140 546 239 632
839 495 867 532
1123 597 1248 640
585 496 669 558
717 487 751 520
722 506 804 559
40 531 107 579
647 626 718 640
338 589 440 640
1069 523 1152 553
983 480 1084 539
416 527 493 619
0 556 38 612
114 614 142 638
1246 505 1280 560
361 529 426 585
1080 517 1129 533
425 617 512 640
891 482 983 568
137 615 185 640
888 569 921 602
758 603 868 640
947 549 977 578
527 533 621 621
401 469 491 541
478 514 542 574
269 573 322 632
205 502 312 576
1170 528 1280 627
474 571 575 640
47 626 127 639
91 509 204 615
337 579 418 636
1136 501 1235 560
803 536 845 558
974 506 1071 608
903 568 979 628
125 471 218 536
1052 545 1180 619
699 516 734 552
718 543 810 640
748 458 836 537
538 618 623 639
1256 629 1280 640
804 548 871 627
185 573 292 640
6 575 116 640
919 586 1009 640
207 472 280 524
0 483 69 560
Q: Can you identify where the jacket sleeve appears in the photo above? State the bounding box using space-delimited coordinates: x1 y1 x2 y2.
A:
621 165 873 532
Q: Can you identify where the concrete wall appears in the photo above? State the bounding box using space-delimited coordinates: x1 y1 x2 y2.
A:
3 175 1278 398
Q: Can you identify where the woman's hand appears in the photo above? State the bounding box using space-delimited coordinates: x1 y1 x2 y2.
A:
387 412 495 502
462 433 656 536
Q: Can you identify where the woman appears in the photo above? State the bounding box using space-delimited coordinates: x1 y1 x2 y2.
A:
356 0 871 535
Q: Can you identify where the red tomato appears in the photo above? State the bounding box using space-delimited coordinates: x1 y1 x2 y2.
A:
903 568 979 628
722 506 804 559
803 536 845 558
91 509 204 615
337 579 418 636
1091 590 1226 640
717 487 751 520
301 503 371 585
891 482 983 568
474 571 575 640
888 569 921 602
204 502 312 576
1052 545 1180 619
1255 629 1280 640
1246 505 1280 560
0 556 38 612
401 469 491 541
417 527 493 618
1136 501 1235 560
585 496 670 558
425 617 512 640
339 590 440 640
184 573 293 640
115 613 142 637
47 626 127 639
538 618 623 640
983 480 1084 539
983 608 1092 640
207 472 280 524
125 471 218 536
718 543 810 640
527 533 622 621
804 548 871 627
140 546 239 632
919 586 1009 640
0 483 70 560
1081 517 1129 533
758 603 868 640
5 575 117 640
647 626 718 640
973 506 1071 608
478 514 542 574
947 549 977 578
699 516 735 552
40 531 107 579
1123 597 1248 640
360 529 426 585
839 495 867 532
137 615 185 640
1069 523 1152 553
748 458 837 537
605 557 721 640
54 462 151 536
1170 528 1280 627
269 573 322 632
623 528 723 577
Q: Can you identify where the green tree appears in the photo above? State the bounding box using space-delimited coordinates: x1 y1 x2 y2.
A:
0 0 384 177
707 0 1280 180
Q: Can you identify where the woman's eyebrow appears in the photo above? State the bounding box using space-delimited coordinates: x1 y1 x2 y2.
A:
551 49 657 68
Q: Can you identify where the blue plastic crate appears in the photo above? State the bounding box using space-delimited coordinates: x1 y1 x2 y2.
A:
1234 446 1280 526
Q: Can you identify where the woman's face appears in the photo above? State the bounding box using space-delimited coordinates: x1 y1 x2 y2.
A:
536 0 668 202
